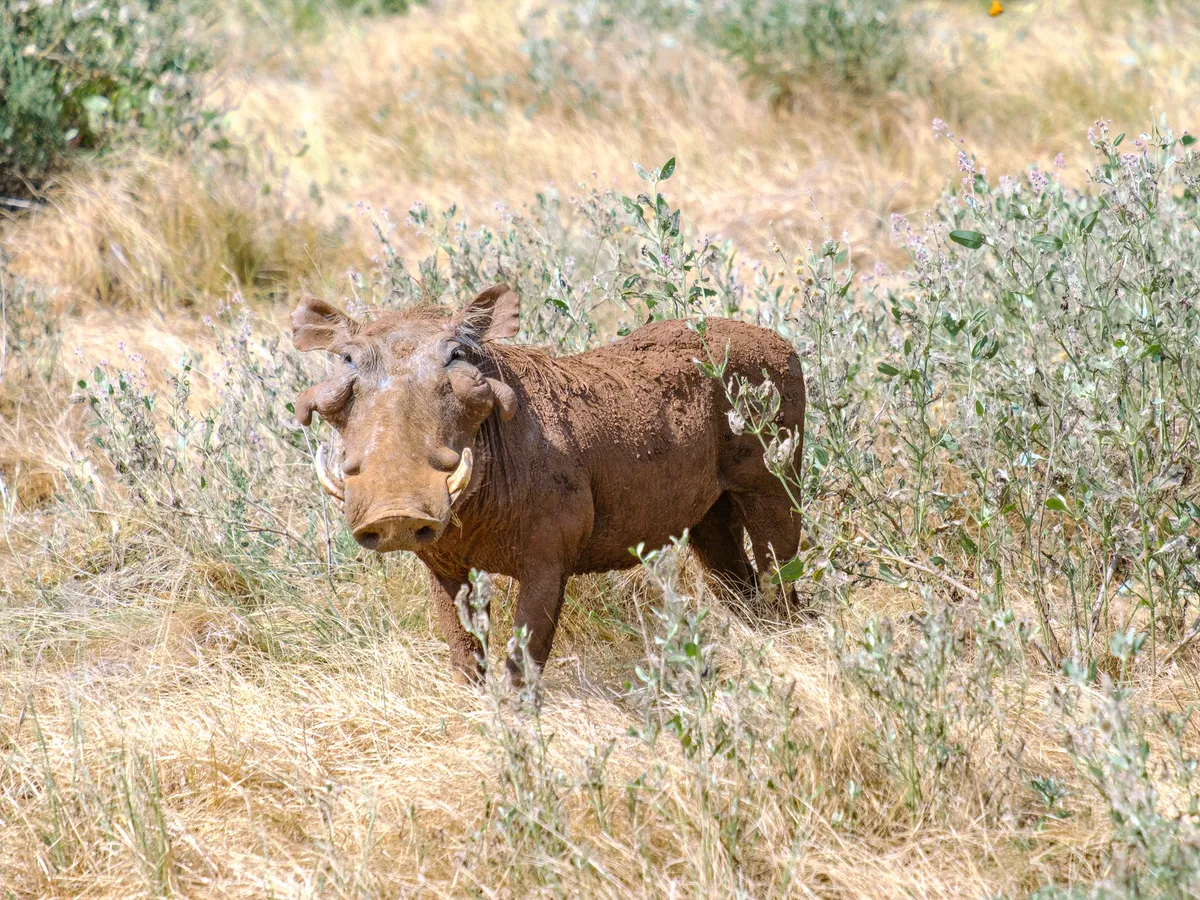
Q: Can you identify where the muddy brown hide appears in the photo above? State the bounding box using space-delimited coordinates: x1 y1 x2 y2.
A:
291 285 805 682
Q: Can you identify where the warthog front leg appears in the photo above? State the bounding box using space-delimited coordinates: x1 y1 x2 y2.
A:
428 569 485 684
506 566 569 683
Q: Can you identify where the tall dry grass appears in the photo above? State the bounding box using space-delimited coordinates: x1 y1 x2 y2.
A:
4 0 1200 896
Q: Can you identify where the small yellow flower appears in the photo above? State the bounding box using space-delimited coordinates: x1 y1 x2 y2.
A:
989 0 1003 15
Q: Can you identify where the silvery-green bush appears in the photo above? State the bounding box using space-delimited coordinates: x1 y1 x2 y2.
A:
12 115 1200 892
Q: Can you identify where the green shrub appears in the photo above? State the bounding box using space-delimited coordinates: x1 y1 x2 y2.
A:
250 0 424 34
585 0 916 101
0 0 210 192
709 0 913 102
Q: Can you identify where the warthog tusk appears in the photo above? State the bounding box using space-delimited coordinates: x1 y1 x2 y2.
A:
447 446 473 504
314 444 345 502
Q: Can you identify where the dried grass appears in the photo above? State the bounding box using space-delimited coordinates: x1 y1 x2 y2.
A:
3 0 1200 895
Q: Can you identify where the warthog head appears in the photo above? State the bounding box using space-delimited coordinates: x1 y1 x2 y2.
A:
290 285 520 553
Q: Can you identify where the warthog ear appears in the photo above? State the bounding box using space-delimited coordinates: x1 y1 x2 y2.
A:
291 299 359 352
459 283 520 343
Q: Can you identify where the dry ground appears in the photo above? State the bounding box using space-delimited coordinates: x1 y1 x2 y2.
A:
4 0 1200 896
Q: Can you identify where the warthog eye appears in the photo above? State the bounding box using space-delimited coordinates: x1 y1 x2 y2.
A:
342 352 356 369
449 346 465 362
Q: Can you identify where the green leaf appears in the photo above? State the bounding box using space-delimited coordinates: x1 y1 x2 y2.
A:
772 556 806 584
1045 495 1070 513
659 157 676 180
1182 134 1197 147
634 163 653 181
877 362 901 377
950 230 986 250
971 335 1000 360
1081 209 1100 234
1032 234 1063 252
1113 132 1125 148
958 531 979 555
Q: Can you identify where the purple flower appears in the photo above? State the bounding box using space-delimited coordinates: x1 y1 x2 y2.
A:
1087 119 1111 143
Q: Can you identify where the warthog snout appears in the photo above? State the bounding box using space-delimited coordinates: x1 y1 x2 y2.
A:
353 511 446 553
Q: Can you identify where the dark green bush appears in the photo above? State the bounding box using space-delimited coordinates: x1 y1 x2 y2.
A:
0 0 210 193
251 0 424 34
586 0 916 101
711 0 913 102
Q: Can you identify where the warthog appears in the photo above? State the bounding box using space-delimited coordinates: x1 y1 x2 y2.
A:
292 285 805 681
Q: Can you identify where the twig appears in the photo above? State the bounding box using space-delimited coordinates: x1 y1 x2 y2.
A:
1163 619 1200 665
873 547 1064 668
872 548 981 603
1089 555 1115 647
154 501 303 543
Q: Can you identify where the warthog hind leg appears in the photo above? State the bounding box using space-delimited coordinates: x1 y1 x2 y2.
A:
733 488 802 612
690 492 755 602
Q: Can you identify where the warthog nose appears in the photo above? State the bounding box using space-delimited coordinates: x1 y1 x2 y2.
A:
353 513 444 553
